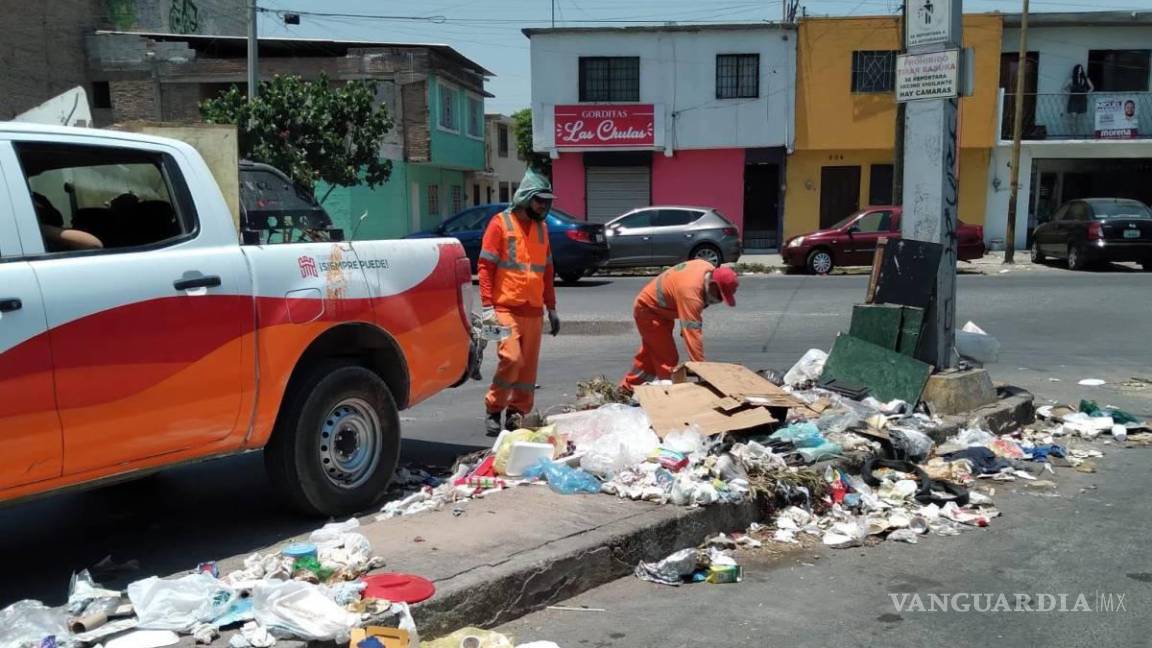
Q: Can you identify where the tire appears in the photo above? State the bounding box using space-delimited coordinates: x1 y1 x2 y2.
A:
558 271 583 284
806 248 834 275
1030 241 1046 264
690 244 723 266
265 363 400 516
1067 243 1087 271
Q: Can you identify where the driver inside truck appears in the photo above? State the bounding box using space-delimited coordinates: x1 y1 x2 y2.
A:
32 192 103 252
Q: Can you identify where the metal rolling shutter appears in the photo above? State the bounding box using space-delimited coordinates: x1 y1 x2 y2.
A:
586 166 651 223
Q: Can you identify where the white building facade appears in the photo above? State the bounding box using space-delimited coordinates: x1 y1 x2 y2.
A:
524 24 796 249
985 12 1152 250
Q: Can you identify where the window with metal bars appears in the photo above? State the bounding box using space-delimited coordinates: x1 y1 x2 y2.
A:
579 57 640 102
716 54 760 99
451 185 464 213
427 184 440 217
851 51 897 93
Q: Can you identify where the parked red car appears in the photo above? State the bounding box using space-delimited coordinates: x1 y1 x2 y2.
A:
781 206 986 274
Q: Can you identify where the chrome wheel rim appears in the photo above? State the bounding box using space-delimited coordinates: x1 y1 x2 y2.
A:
811 252 833 274
318 398 381 489
1068 246 1079 269
695 247 721 266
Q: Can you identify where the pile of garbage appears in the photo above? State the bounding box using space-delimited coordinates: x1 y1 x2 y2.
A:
0 519 424 648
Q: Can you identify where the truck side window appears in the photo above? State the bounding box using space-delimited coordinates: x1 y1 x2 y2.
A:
14 143 196 254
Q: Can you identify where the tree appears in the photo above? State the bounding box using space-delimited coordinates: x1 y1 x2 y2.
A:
201 75 393 201
512 108 551 178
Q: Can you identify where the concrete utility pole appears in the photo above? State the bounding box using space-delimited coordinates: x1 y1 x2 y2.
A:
897 0 963 369
1003 0 1030 264
892 2 908 205
247 0 259 100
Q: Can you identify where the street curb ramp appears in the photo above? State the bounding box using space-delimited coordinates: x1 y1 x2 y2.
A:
410 497 761 638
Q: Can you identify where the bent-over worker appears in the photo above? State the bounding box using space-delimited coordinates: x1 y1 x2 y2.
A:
619 260 739 392
478 169 562 436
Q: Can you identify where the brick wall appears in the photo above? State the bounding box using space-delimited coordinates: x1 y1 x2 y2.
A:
111 80 160 122
0 0 102 119
402 80 430 163
161 83 203 121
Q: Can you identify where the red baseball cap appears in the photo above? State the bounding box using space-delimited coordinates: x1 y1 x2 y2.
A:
711 266 739 307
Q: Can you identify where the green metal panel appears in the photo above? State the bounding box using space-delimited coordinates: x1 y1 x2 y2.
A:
820 333 933 405
849 304 904 350
898 307 926 357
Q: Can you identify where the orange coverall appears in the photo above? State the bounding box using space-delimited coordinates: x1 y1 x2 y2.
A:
478 209 556 415
620 260 712 391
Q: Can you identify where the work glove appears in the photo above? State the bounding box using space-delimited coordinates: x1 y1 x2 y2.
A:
547 308 561 337
481 306 498 326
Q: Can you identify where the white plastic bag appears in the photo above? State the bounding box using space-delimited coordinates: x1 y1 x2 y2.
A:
0 601 68 648
956 321 1000 364
553 404 651 450
578 415 659 477
783 349 828 387
251 581 359 642
308 519 374 573
128 575 235 632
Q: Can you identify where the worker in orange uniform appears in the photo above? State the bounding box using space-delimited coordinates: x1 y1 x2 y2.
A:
479 169 561 436
619 260 739 392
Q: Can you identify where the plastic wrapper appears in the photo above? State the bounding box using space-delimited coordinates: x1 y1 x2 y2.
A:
420 627 513 648
522 459 601 495
307 519 374 575
550 404 651 450
769 422 824 448
127 574 236 632
251 581 359 642
783 349 828 387
889 427 935 462
0 601 68 648
68 569 122 616
580 425 659 478
634 548 699 586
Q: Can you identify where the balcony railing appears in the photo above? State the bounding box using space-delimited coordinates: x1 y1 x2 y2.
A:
999 91 1152 141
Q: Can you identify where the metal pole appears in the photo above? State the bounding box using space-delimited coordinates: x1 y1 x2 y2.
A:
892 2 907 205
551 0 555 27
247 0 259 100
1003 0 1029 263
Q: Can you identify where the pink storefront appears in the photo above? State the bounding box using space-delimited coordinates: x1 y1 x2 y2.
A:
549 104 785 250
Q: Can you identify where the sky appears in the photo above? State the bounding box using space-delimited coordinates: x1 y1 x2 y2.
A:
256 0 1151 114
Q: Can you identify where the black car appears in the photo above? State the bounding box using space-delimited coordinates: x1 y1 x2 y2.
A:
1031 198 1152 271
239 161 340 243
409 203 609 283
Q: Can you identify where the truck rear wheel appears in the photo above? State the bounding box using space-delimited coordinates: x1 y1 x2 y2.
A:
266 363 400 516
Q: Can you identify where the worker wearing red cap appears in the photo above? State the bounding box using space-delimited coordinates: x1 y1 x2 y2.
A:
619 260 739 392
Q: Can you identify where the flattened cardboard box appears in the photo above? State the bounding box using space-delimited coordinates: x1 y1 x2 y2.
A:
634 362 808 438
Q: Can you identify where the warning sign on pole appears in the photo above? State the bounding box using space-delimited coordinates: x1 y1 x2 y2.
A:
896 50 960 102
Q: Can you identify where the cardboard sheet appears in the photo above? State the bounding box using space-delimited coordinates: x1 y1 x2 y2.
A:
633 382 777 438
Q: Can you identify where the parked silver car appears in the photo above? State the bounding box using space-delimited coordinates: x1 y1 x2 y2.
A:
601 206 742 268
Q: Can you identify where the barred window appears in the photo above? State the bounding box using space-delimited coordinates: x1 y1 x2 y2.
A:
716 54 760 99
467 97 483 138
428 184 440 216
851 51 897 93
451 185 464 213
439 85 458 131
579 57 640 102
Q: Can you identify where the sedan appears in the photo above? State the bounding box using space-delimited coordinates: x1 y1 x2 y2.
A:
409 203 609 283
1031 198 1152 271
601 206 742 269
781 206 986 274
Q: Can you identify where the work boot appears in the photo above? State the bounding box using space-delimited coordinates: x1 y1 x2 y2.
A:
485 411 503 437
505 410 524 432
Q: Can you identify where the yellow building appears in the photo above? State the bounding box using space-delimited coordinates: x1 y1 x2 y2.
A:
784 14 1003 240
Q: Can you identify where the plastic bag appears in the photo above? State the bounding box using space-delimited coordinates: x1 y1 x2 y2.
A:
0 601 68 648
946 426 995 448
889 427 935 462
523 458 601 494
128 575 236 632
494 426 563 476
783 349 828 387
956 321 1000 364
308 519 373 574
580 425 659 477
662 427 703 455
634 548 699 586
769 422 824 448
68 569 122 616
251 581 359 642
551 404 650 450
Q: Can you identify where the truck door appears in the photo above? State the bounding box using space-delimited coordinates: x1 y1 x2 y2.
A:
0 155 62 490
4 138 251 475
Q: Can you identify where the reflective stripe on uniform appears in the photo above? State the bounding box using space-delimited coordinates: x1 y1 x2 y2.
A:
498 260 527 271
509 382 536 392
655 275 668 309
507 236 519 263
479 250 500 263
530 263 548 273
501 210 514 229
680 320 703 330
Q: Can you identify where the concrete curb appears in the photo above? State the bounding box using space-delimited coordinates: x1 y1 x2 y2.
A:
930 385 1036 442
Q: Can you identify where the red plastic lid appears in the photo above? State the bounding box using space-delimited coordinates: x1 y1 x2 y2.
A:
362 573 436 604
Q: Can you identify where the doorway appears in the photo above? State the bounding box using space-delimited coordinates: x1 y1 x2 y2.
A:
1000 52 1039 139
743 163 780 249
820 166 861 228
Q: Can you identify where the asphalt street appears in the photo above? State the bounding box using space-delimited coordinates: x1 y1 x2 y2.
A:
2 271 1150 611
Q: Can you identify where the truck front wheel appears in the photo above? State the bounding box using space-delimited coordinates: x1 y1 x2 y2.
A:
266 363 400 516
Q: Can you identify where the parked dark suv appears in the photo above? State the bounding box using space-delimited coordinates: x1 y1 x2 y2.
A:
1031 198 1152 271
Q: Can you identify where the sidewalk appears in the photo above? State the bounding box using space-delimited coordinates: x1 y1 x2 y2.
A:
733 250 1045 275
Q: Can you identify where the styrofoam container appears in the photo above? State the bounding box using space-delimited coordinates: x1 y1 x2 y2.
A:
505 441 556 477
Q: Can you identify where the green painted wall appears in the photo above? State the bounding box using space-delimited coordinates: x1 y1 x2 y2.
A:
317 163 410 240
428 74 485 171
409 165 466 232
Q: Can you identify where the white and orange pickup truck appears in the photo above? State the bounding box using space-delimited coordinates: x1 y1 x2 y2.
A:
0 123 475 515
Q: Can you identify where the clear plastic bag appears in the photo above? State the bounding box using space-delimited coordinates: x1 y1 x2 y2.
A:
956 321 1000 364
889 427 935 462
251 581 359 642
550 404 650 450
0 601 68 648
128 575 236 632
580 425 659 477
523 459 601 494
783 349 828 387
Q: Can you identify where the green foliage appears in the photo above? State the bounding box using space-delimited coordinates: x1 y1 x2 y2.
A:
512 108 551 177
201 75 393 193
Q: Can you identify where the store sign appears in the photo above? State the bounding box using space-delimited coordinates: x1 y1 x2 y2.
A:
1095 97 1140 139
554 104 655 148
896 50 959 102
907 0 954 48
